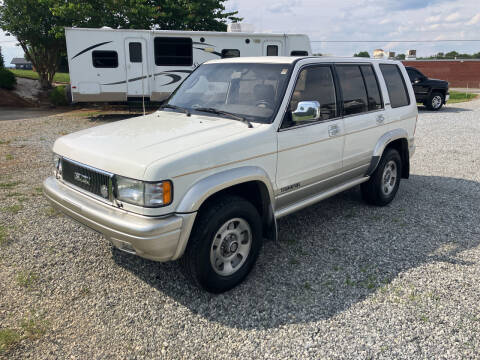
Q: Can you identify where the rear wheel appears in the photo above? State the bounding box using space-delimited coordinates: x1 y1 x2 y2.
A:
180 195 263 293
361 148 402 206
425 92 444 111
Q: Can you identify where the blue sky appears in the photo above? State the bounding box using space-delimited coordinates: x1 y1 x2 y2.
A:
1 0 479 65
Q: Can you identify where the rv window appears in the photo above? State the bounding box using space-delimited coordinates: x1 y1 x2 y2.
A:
129 42 142 63
154 37 193 66
290 50 308 56
267 45 278 56
221 49 240 58
92 51 118 68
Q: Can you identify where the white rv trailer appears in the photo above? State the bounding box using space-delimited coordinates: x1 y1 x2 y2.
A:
65 27 312 103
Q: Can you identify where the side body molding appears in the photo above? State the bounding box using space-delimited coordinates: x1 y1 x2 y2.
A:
366 128 409 176
176 166 276 214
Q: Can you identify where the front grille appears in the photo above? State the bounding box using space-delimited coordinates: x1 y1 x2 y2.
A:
61 158 112 199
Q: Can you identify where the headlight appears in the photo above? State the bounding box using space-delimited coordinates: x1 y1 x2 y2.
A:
115 176 172 207
53 154 62 178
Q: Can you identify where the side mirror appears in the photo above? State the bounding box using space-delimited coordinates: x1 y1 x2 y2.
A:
292 101 321 122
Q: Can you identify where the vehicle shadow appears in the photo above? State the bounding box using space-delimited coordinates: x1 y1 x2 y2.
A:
417 105 472 113
112 174 480 330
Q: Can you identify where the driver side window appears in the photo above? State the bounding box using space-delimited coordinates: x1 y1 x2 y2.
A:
282 66 337 129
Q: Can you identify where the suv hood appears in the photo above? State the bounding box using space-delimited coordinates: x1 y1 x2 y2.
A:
53 110 256 179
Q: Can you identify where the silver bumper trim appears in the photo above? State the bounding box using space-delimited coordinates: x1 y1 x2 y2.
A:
43 177 196 262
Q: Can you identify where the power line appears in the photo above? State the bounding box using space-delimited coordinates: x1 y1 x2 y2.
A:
311 40 480 43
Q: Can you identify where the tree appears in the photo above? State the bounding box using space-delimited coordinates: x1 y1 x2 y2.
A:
0 0 68 88
0 46 4 68
354 51 370 58
0 0 241 88
395 53 406 60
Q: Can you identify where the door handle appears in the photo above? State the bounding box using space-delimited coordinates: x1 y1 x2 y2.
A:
328 124 340 137
376 114 385 124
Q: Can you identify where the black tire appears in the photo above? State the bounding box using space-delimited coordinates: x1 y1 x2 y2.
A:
361 148 402 206
425 91 444 111
180 195 263 293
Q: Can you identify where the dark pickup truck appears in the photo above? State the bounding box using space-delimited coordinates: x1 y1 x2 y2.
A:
406 66 449 110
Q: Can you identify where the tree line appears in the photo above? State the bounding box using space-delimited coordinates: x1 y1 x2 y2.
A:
353 50 480 60
0 0 240 88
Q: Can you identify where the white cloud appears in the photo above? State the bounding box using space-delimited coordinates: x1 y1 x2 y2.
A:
467 13 480 25
226 0 480 57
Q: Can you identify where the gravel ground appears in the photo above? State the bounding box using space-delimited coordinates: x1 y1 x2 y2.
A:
1 102 479 359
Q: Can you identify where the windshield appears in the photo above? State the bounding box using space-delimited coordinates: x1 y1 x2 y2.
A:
166 63 292 124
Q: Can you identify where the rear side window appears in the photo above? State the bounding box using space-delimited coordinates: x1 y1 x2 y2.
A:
92 51 118 68
336 65 368 116
129 42 142 63
291 50 308 56
154 37 192 66
221 49 240 58
380 64 410 108
360 65 383 111
267 45 278 56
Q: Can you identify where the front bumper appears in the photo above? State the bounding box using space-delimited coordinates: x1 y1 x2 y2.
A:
43 177 196 262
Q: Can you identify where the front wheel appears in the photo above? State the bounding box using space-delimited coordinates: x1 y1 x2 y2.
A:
425 92 444 111
180 195 263 293
361 148 402 206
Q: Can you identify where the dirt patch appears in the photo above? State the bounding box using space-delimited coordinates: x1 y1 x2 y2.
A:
0 89 35 107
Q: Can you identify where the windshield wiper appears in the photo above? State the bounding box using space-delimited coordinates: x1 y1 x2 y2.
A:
194 107 253 128
161 104 191 117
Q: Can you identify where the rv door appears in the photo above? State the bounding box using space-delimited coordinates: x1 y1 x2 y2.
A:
263 41 283 56
125 38 149 98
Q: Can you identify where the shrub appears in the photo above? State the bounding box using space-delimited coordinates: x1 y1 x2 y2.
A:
49 85 68 106
0 68 16 90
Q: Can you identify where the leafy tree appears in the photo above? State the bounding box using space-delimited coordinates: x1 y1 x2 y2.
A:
0 0 68 88
0 0 241 88
354 51 370 58
0 46 4 68
395 53 406 60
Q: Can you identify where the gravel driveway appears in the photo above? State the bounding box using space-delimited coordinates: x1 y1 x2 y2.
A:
1 102 479 359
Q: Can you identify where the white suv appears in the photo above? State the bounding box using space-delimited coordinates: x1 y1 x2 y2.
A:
44 56 417 293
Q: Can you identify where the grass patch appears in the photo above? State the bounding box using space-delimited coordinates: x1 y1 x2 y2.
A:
4 204 23 214
0 226 8 246
16 271 39 289
0 181 20 189
448 91 478 104
0 328 21 353
10 69 70 83
0 139 11 145
5 154 13 161
44 206 59 217
20 316 48 339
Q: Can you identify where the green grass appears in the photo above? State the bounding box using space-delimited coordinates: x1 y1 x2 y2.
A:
0 328 21 353
4 204 23 214
0 181 20 189
16 271 38 289
0 225 7 246
5 154 13 161
10 69 70 83
448 91 478 104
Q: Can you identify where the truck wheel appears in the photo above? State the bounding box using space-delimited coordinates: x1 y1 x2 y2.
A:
180 195 263 293
361 148 402 206
426 92 444 111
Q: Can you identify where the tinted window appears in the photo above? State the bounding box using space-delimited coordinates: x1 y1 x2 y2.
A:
154 37 192 66
222 49 240 58
407 68 423 81
129 42 142 63
360 65 383 111
380 64 410 108
267 45 278 56
282 66 337 128
92 51 118 68
336 65 368 116
291 50 308 56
